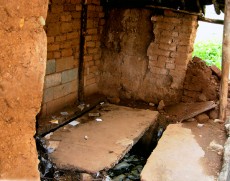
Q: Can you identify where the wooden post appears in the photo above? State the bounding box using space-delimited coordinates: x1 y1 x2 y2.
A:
220 0 230 120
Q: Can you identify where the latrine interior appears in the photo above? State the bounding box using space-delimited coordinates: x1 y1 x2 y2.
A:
38 0 200 119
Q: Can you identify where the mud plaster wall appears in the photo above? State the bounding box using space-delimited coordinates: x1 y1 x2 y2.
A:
41 0 104 117
0 0 48 179
99 9 198 105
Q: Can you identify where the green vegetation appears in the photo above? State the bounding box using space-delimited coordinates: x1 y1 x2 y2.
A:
192 40 222 69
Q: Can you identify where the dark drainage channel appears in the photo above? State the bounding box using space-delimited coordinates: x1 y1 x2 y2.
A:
37 114 168 181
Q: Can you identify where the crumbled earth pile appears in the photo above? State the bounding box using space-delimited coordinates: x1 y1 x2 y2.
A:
182 57 219 103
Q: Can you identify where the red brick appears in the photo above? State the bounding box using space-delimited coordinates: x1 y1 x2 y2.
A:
47 52 54 59
60 41 72 49
56 56 75 72
46 14 60 23
155 23 175 31
71 0 81 4
87 28 97 35
84 55 93 61
89 65 98 73
64 4 76 11
51 5 64 13
177 45 190 53
48 44 60 51
159 43 176 51
99 19 105 26
76 4 82 11
67 32 79 39
55 35 67 42
62 48 73 57
150 67 168 75
61 13 72 22
86 41 96 48
99 12 105 18
87 48 98 54
72 20 81 30
52 0 64 4
71 12 81 19
47 36 55 43
61 22 73 33
54 51 61 59
47 22 61 36
163 17 181 24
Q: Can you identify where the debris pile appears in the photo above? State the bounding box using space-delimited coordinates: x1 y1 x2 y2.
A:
182 57 219 103
107 153 146 180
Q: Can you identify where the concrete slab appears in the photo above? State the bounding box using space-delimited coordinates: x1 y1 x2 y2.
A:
165 101 216 122
45 104 158 173
141 124 215 181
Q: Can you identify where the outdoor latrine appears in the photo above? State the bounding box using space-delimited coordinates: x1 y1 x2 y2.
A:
0 0 229 180
40 0 203 118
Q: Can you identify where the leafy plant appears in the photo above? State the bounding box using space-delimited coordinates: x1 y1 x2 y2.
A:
193 40 222 69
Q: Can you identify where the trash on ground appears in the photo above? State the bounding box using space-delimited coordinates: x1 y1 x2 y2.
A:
209 140 224 152
84 135 88 140
60 112 68 116
89 112 100 117
100 102 105 105
116 138 133 147
157 127 164 139
108 153 145 180
50 119 59 124
157 100 165 110
47 141 60 153
68 120 80 126
78 104 85 111
197 123 204 128
103 175 112 181
44 132 53 140
149 102 155 106
214 119 224 123
96 118 103 122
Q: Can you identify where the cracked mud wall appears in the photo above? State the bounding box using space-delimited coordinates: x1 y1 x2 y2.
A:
0 0 48 179
99 9 197 105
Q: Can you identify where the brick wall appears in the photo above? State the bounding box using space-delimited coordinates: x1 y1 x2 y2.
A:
84 0 105 96
148 10 198 90
99 9 198 105
41 0 104 116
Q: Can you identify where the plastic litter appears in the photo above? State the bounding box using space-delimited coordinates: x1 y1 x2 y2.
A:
50 119 59 124
89 112 100 117
149 102 155 106
47 141 60 153
60 112 68 116
214 119 224 123
68 120 80 126
209 140 224 152
197 123 204 128
44 132 53 140
84 136 88 140
96 118 103 122
78 104 85 111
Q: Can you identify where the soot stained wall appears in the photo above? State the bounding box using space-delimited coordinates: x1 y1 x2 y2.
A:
99 9 198 105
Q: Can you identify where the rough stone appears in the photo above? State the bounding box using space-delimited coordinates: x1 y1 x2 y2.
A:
46 59 56 75
61 68 78 83
209 109 219 120
157 100 165 110
0 0 48 179
195 113 209 123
